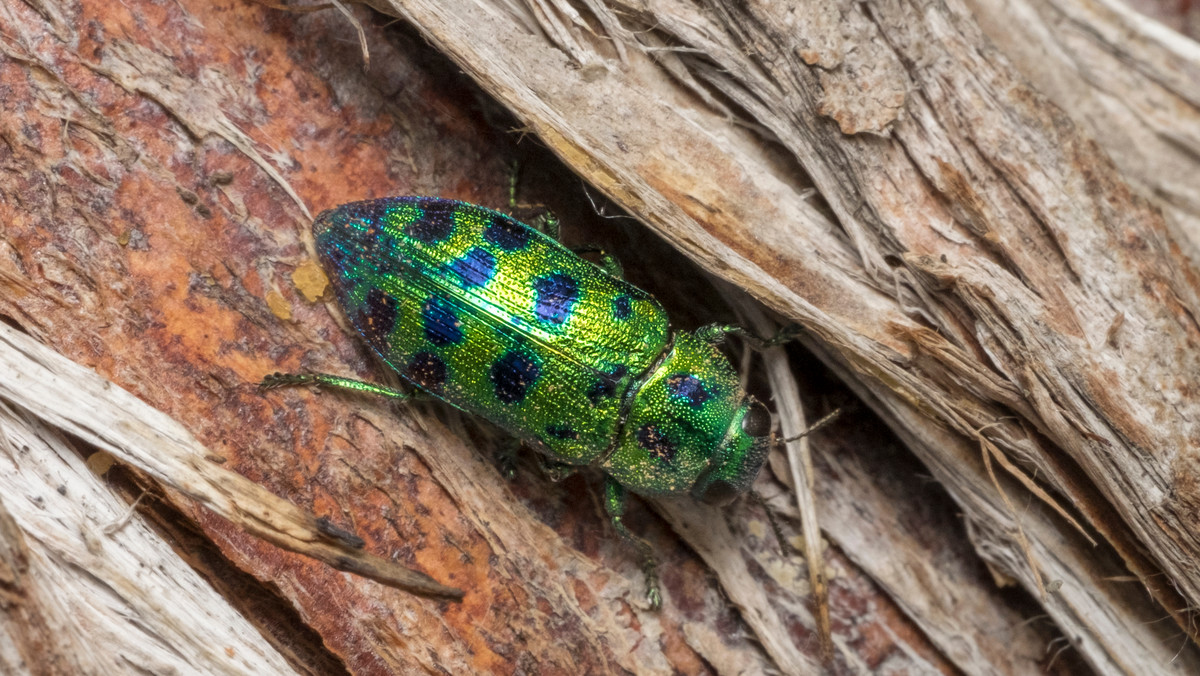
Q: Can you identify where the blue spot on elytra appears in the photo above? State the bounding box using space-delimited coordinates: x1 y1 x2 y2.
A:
484 215 531 251
491 351 540 404
544 424 578 441
449 247 496 287
422 296 463 346
360 288 398 343
613 294 632 320
533 273 579 325
636 424 676 463
406 199 455 244
666 374 710 409
406 352 446 391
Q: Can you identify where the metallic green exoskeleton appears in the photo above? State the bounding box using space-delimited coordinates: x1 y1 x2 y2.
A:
263 197 776 609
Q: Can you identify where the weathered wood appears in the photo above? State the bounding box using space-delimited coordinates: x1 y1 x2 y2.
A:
0 397 299 675
371 0 1200 672
0 321 462 599
0 1 974 673
2 0 1198 672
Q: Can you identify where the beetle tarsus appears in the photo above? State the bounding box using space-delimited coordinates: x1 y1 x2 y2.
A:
495 439 522 479
259 371 411 400
695 322 806 349
604 479 662 610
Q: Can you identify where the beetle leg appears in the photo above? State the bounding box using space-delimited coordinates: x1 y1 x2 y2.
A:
506 159 620 272
508 159 521 211
496 442 580 482
508 160 563 240
529 212 562 241
537 455 578 482
495 438 522 479
603 478 662 610
694 323 738 345
749 490 794 556
570 246 624 278
260 372 417 401
695 323 803 349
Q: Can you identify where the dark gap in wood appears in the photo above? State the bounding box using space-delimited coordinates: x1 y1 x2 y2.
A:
69 439 353 676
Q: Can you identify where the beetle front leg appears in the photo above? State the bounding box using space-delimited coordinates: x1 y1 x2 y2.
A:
695 323 802 349
603 478 661 610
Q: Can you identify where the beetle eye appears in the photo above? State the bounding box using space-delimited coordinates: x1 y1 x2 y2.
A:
699 479 738 506
741 401 772 437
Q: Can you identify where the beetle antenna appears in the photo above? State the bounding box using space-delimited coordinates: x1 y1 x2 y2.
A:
781 408 843 443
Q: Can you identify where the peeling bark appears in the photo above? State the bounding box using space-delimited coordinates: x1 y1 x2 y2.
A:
1 0 1197 673
370 0 1200 672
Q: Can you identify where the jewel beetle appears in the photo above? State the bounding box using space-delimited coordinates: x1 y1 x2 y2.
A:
263 196 781 609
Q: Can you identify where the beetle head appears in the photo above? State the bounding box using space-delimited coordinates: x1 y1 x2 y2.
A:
689 397 772 506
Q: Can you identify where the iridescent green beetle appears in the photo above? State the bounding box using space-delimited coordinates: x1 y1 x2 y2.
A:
263 197 777 608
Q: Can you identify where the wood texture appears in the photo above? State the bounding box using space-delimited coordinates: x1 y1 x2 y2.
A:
370 0 1200 672
0 1 972 674
0 393 301 675
1 0 1198 673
